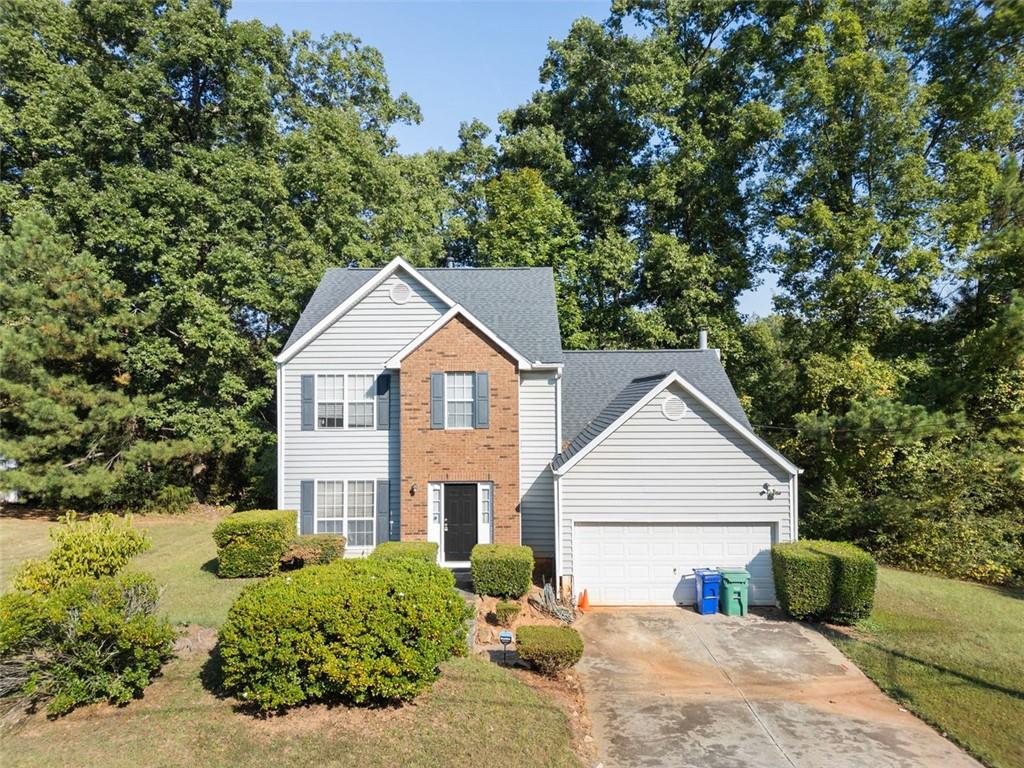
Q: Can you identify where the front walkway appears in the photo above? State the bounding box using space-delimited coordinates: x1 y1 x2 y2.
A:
575 608 981 768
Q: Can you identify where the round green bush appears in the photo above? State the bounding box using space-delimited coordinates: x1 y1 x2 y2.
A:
470 544 534 598
516 625 583 675
217 559 469 710
0 572 175 715
772 540 877 624
494 600 520 626
212 509 295 578
369 541 439 563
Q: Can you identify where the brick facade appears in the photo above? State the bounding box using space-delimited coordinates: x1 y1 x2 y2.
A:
399 315 520 545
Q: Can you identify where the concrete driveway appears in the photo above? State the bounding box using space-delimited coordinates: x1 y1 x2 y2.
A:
576 609 980 768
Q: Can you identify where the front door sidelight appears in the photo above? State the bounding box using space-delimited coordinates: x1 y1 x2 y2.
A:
444 484 478 561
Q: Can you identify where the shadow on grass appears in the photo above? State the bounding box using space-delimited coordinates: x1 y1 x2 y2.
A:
0 505 64 521
200 558 219 576
822 625 1024 701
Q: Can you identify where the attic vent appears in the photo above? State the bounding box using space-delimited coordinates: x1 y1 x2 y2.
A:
661 394 688 421
389 280 411 305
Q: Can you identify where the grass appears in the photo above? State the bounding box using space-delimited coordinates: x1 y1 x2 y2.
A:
0 511 580 767
0 651 579 768
826 567 1024 768
0 510 256 627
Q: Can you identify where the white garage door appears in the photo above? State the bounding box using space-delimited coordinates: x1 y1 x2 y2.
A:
574 522 776 606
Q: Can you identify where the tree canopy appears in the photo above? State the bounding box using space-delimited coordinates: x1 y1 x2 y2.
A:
1 0 1022 582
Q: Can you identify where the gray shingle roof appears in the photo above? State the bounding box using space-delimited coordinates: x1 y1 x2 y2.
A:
282 266 563 364
555 350 752 469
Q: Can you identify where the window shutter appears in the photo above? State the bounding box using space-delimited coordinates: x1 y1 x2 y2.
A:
430 372 445 429
300 480 314 535
376 373 391 430
375 480 390 545
475 371 490 428
300 375 315 431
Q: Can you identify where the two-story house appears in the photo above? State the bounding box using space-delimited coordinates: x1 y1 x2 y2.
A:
277 257 799 606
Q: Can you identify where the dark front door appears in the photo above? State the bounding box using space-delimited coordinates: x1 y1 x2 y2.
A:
444 484 477 561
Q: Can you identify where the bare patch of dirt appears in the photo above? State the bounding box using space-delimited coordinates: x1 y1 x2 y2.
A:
471 593 595 765
474 588 571 645
173 624 218 656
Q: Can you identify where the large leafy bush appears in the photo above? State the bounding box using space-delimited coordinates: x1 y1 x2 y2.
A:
13 513 150 593
369 541 438 563
516 625 583 675
772 540 877 624
0 573 175 715
212 509 295 577
470 544 534 598
218 559 469 710
876 515 1024 586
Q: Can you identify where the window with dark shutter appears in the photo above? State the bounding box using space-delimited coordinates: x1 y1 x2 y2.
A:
474 371 490 428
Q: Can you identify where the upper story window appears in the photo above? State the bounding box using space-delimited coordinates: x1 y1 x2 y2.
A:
445 372 475 428
317 373 375 430
346 374 375 428
317 375 345 428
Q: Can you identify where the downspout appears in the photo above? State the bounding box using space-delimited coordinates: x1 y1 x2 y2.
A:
554 369 563 592
276 362 286 516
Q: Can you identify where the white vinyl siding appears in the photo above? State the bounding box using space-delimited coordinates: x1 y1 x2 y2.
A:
281 271 448 529
520 372 557 558
559 381 794 586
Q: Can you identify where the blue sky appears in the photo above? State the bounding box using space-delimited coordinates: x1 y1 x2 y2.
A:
229 1 778 316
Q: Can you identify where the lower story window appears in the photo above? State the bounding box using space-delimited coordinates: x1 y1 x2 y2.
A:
346 480 375 547
316 480 375 545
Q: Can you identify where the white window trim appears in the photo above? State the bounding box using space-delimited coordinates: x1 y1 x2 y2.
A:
444 371 476 430
314 372 377 431
314 479 376 548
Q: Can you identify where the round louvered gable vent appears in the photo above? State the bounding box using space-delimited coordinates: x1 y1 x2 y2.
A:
661 394 688 421
390 280 411 304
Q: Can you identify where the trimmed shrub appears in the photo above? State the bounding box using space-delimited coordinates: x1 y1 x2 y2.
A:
280 535 346 570
471 544 534 598
13 513 150 594
494 600 520 626
772 540 877 624
516 625 583 676
369 541 439 563
218 559 469 710
212 509 295 578
0 572 175 715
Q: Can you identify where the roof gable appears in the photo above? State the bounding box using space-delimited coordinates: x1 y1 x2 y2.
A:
560 350 751 444
279 259 563 364
552 371 799 476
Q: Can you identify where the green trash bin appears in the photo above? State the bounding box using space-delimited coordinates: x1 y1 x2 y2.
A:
719 568 750 616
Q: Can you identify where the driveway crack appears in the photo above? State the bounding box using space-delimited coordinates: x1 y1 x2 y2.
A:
689 623 799 768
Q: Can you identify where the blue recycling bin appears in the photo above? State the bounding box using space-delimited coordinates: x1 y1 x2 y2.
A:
693 568 720 615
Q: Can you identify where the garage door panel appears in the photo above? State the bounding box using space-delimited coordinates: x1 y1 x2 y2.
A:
575 522 776 606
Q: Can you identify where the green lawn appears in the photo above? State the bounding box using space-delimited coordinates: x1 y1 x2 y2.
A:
0 650 579 768
0 510 255 627
827 567 1024 768
0 511 580 767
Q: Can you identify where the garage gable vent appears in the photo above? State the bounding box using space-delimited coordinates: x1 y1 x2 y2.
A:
661 393 688 421
389 280 411 304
